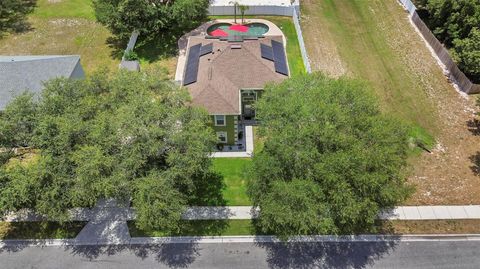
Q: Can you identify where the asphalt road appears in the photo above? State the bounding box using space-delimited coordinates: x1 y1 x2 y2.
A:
1 240 479 269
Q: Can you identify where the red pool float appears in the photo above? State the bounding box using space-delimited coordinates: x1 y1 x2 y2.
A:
210 29 229 37
229 24 249 33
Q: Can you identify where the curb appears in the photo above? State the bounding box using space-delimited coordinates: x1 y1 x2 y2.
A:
3 234 480 248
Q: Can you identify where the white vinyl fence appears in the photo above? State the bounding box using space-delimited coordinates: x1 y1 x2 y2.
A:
292 8 311 73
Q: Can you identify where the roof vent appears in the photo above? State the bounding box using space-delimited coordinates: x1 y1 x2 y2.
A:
231 44 242 49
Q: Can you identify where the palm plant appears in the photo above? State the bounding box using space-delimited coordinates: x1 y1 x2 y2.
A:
238 4 249 24
229 1 239 23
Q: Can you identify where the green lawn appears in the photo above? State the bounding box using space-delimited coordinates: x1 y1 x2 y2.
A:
33 0 96 20
209 16 306 77
0 0 177 76
0 221 87 239
128 220 256 237
212 158 252 206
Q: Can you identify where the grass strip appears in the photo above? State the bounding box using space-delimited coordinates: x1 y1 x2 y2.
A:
128 219 257 237
0 221 87 240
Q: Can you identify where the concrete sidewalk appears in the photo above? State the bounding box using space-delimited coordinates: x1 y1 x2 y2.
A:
5 205 480 222
2 204 480 247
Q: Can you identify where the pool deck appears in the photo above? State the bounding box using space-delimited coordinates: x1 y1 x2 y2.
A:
175 19 286 82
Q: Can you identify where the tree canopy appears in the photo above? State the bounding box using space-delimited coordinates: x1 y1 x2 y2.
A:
93 0 210 40
0 0 36 36
416 0 480 82
247 74 412 238
0 69 220 231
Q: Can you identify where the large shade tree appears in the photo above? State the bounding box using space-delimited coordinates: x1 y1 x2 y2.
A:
248 74 413 238
0 69 219 231
0 0 36 36
93 0 210 40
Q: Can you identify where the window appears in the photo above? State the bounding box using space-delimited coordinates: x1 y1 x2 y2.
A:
215 115 226 126
217 132 227 143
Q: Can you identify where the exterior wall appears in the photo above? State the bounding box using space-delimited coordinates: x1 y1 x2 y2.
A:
71 61 86 79
210 115 238 145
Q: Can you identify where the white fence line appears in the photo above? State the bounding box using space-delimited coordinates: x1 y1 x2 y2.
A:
208 5 294 16
398 0 416 14
292 8 312 73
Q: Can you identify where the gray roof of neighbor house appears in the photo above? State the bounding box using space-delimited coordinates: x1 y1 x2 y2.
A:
0 55 85 110
183 36 288 115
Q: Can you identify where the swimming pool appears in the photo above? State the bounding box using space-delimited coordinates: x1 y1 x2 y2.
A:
207 22 269 37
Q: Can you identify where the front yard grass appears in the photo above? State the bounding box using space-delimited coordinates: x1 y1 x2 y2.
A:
0 221 87 240
128 219 256 237
212 158 252 206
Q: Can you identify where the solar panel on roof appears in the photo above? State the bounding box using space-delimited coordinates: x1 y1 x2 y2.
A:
200 43 213 56
260 43 274 61
183 44 201 86
271 40 289 76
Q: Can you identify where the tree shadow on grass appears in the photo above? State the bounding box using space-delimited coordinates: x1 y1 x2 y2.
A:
466 119 480 136
189 171 227 206
106 20 207 64
106 36 127 61
469 152 480 176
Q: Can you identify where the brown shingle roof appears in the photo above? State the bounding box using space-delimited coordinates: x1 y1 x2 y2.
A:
183 36 288 114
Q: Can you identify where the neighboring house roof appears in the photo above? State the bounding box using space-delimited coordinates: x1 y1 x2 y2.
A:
184 36 288 115
0 55 85 110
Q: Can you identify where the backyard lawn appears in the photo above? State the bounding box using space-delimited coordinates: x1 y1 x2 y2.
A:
212 158 252 206
0 0 177 76
0 221 87 239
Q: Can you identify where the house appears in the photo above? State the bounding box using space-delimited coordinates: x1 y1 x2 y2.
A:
182 36 289 146
0 55 85 111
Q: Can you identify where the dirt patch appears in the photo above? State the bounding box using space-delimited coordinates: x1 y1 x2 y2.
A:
300 0 347 77
300 0 480 205
377 220 480 234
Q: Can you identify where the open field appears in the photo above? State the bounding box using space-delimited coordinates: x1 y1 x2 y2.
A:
0 221 86 239
301 0 480 205
0 0 177 77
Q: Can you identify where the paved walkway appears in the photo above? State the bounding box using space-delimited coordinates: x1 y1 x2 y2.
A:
74 200 132 244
